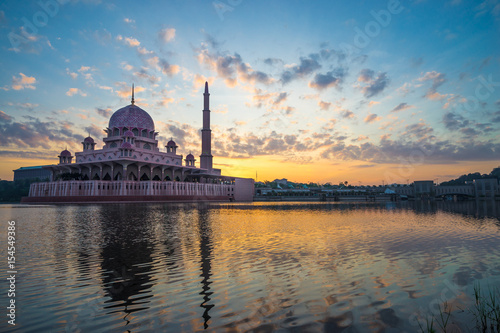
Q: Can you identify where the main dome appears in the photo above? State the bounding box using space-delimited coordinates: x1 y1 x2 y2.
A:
108 105 155 131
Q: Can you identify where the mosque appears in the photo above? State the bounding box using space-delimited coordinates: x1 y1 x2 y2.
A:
22 82 254 203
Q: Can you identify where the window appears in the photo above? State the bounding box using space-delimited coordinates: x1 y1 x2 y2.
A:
110 142 117 148
143 143 151 150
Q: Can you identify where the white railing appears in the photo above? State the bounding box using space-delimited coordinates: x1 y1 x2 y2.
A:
29 180 234 197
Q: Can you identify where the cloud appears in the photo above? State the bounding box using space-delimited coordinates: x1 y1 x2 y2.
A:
358 69 375 83
340 109 355 119
357 69 389 98
66 68 78 80
418 71 447 100
193 74 215 91
391 103 415 112
84 123 104 138
12 73 37 90
490 110 500 123
115 82 145 99
159 58 180 76
280 57 321 84
134 68 161 84
443 112 470 130
0 111 12 122
364 113 381 123
197 42 273 87
263 58 284 66
96 107 112 118
66 88 87 97
0 117 84 150
158 28 176 43
124 18 135 24
117 35 140 47
249 89 289 109
319 101 331 111
13 103 39 111
309 68 346 90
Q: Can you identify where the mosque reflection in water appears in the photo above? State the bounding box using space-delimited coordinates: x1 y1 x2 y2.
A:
55 199 500 332
91 204 216 330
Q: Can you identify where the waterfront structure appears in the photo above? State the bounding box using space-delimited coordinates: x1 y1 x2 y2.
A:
254 179 499 201
13 166 52 181
22 83 254 203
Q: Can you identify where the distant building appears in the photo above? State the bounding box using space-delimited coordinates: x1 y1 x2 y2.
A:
273 178 288 186
474 179 499 198
13 166 52 181
413 181 435 198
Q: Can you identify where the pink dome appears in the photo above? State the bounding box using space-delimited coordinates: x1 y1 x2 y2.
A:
109 105 155 131
123 130 135 137
120 142 133 149
60 149 71 157
167 139 177 147
83 136 94 143
186 153 195 160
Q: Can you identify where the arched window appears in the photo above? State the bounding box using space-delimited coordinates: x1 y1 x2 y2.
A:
132 128 139 136
141 129 147 137
113 128 119 136
143 143 151 150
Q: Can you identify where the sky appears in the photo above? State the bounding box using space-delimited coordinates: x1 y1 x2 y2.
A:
0 0 499 184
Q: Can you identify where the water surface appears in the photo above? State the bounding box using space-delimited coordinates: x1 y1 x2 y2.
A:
1 201 499 332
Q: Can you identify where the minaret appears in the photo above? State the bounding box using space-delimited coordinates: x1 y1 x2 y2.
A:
131 83 135 105
200 82 213 171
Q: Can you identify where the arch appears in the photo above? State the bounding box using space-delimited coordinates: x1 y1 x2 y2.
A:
122 127 129 135
143 143 151 150
140 173 150 181
92 173 100 180
164 175 171 181
141 129 147 137
128 172 137 181
113 128 119 136
114 172 122 181
132 128 139 136
110 142 117 148
103 172 111 181
152 175 161 181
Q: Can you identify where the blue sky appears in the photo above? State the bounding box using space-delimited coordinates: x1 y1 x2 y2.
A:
0 0 499 183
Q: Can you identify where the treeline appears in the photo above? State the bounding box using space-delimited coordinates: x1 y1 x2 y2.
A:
441 167 500 186
0 179 46 202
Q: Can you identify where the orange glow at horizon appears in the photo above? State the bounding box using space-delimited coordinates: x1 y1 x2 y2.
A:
2 153 498 185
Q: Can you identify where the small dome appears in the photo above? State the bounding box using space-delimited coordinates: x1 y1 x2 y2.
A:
167 139 177 147
83 136 94 143
186 153 195 160
120 142 133 149
108 105 155 131
123 130 135 137
60 149 71 157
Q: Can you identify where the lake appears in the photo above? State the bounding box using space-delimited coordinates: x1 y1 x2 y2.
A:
1 201 499 332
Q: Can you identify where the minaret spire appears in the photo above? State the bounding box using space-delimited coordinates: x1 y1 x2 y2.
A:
200 81 213 171
131 83 135 105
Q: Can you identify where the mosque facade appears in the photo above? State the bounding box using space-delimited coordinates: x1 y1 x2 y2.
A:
22 82 254 203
